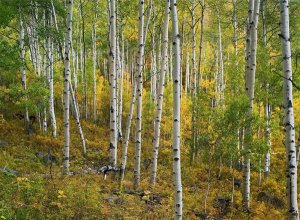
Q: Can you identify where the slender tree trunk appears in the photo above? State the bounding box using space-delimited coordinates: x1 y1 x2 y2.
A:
42 9 48 133
69 81 86 154
279 0 299 218
197 0 205 88
232 0 237 55
120 82 136 181
151 23 157 102
80 0 88 119
191 0 197 163
185 52 190 94
243 0 260 210
48 9 57 138
217 9 225 106
133 0 145 190
92 2 98 122
118 32 125 141
108 0 118 167
74 12 79 90
19 12 29 127
150 0 170 186
63 0 73 175
296 131 300 167
242 0 254 209
51 0 64 60
261 0 271 179
170 0 183 218
180 21 184 92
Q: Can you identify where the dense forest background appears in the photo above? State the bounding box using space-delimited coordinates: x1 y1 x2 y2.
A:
0 0 300 219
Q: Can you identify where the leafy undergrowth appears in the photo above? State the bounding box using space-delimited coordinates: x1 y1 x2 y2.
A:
0 118 291 219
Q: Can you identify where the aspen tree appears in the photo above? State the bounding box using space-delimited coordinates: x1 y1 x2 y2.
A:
279 0 299 218
243 0 260 209
19 11 29 127
63 0 73 175
170 0 183 217
197 0 205 88
133 0 145 190
150 0 170 185
42 9 47 133
48 9 57 138
69 81 86 154
262 0 271 179
109 0 118 167
185 52 190 94
92 0 98 122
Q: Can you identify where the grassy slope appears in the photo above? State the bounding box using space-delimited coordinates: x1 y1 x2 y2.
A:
0 116 291 219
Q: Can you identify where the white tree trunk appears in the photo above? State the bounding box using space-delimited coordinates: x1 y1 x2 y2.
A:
296 131 300 166
170 0 183 218
92 5 98 122
197 0 205 88
133 0 145 190
69 81 86 154
63 0 73 175
151 23 157 102
51 0 64 60
191 0 197 95
243 0 260 209
19 13 29 125
217 10 225 105
185 52 190 94
108 0 118 167
180 22 184 92
118 32 125 141
48 10 57 138
42 9 47 133
120 82 136 180
261 0 271 179
279 0 299 218
191 0 197 162
232 0 237 55
150 0 170 185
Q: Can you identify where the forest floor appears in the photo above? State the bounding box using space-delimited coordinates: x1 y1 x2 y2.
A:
0 116 290 219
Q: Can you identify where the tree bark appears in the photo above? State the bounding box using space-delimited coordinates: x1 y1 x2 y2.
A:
48 9 57 138
108 0 118 167
150 0 170 185
19 11 30 128
170 0 183 218
69 81 86 155
92 1 98 122
279 0 299 218
133 0 145 190
120 82 136 181
243 0 260 210
63 0 73 175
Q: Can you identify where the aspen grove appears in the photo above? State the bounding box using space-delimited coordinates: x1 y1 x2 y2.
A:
1 0 300 219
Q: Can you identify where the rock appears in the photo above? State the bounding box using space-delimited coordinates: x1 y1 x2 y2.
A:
140 192 161 206
257 192 284 209
106 196 114 203
114 197 123 205
35 152 57 164
0 167 18 176
105 195 122 205
26 127 36 135
193 211 208 219
0 140 8 150
213 197 231 215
